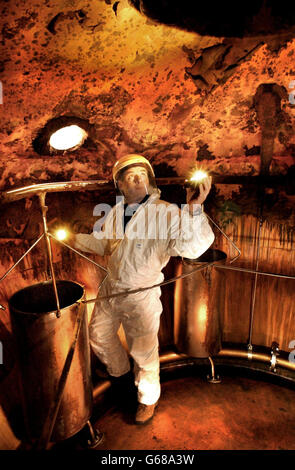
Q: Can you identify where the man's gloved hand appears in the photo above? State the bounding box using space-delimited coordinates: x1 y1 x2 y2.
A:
186 176 212 215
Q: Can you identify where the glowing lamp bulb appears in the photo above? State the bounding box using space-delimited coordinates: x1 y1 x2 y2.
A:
56 229 67 241
49 125 87 151
190 170 208 184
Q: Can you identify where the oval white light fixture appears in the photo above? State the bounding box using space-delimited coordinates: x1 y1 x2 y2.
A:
49 125 88 151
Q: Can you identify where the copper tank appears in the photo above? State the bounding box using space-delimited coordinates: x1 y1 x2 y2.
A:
174 249 227 358
9 280 92 442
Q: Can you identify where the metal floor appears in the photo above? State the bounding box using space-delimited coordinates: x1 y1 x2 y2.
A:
59 366 295 451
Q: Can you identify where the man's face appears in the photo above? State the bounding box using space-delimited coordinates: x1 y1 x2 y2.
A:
117 166 150 203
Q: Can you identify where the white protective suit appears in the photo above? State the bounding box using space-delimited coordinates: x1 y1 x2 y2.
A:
74 190 215 405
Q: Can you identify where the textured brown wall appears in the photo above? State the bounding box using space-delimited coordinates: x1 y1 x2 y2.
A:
1 0 295 188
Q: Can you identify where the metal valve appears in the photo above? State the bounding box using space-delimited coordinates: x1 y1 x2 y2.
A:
270 341 280 372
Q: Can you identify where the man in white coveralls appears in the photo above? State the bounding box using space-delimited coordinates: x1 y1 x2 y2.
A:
72 154 214 424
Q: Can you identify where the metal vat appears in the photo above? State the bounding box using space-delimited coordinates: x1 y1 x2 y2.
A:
174 249 227 358
9 280 92 442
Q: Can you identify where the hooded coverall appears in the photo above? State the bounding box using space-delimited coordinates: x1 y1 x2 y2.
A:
74 190 215 405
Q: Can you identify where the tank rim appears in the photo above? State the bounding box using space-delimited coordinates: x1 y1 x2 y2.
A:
8 279 85 316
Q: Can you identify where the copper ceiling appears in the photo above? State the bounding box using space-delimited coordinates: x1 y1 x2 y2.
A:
0 0 295 188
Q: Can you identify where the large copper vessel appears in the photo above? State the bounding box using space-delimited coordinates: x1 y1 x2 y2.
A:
9 280 92 442
174 249 227 358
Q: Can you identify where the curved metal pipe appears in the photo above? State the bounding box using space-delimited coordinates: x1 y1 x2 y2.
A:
158 349 295 372
217 348 295 371
93 380 112 400
159 351 189 364
92 347 295 401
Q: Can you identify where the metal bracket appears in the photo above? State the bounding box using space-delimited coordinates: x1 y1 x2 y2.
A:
86 420 104 449
247 343 253 360
207 356 221 384
270 342 280 372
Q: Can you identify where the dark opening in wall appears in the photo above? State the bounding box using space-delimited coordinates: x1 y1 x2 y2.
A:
129 0 295 38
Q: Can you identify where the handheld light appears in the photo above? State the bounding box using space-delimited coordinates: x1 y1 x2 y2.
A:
55 229 68 241
184 169 209 199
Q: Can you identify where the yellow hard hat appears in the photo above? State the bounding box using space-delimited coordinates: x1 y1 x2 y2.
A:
112 154 155 184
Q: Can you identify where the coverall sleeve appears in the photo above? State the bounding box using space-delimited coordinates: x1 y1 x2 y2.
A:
167 203 215 259
73 203 115 255
74 233 107 256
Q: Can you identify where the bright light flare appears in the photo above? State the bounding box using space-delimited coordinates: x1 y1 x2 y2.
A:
49 125 87 151
55 229 68 241
190 170 208 184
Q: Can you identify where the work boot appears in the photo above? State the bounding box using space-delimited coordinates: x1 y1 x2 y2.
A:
135 401 158 425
